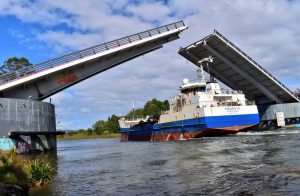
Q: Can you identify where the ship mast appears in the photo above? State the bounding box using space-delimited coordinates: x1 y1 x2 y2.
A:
197 62 206 83
132 100 135 120
197 56 214 83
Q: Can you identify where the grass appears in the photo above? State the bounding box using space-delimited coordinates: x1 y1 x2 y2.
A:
0 150 28 190
24 159 55 187
57 132 120 140
0 150 56 192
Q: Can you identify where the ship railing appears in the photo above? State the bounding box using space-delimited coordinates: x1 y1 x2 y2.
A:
0 21 185 86
179 79 245 95
170 99 255 112
206 89 244 95
178 89 244 96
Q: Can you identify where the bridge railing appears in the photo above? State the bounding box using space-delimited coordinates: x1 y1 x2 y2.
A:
214 30 295 96
0 21 185 86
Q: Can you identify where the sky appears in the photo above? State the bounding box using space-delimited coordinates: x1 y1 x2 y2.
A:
0 0 300 130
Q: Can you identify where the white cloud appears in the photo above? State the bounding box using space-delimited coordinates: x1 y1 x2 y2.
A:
0 0 10 10
57 121 72 130
80 107 91 113
36 31 102 52
0 0 69 26
2 0 300 129
127 2 171 21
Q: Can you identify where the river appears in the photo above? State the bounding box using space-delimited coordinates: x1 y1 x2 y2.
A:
32 129 300 195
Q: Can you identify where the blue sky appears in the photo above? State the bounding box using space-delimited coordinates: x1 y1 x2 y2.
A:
0 16 43 63
1 0 300 130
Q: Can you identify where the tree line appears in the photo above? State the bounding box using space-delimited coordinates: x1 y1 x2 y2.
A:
69 98 170 135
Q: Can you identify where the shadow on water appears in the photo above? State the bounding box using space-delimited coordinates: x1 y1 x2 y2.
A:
29 129 300 195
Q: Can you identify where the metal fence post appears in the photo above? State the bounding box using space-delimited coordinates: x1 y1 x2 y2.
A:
64 55 69 62
15 71 20 78
49 60 53 68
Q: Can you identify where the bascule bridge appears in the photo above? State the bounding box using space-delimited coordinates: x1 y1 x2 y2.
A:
179 30 300 129
0 21 187 152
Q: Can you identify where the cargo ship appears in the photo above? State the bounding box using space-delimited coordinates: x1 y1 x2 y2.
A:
119 57 260 141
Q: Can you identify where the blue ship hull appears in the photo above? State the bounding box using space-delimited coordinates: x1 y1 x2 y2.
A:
120 114 260 141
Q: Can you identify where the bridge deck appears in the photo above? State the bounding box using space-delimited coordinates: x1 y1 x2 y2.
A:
179 30 299 105
0 21 187 100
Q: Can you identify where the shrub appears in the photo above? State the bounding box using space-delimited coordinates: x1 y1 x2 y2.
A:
24 159 55 186
0 150 29 190
103 130 110 134
0 150 56 189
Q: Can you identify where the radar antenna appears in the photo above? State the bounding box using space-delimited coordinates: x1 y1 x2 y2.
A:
197 56 214 83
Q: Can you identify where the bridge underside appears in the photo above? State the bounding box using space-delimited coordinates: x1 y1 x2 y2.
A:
1 40 166 100
179 30 299 105
0 21 187 100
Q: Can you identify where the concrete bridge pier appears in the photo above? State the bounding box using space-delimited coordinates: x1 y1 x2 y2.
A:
0 98 64 153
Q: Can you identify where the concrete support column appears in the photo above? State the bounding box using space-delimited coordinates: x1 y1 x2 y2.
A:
0 98 61 153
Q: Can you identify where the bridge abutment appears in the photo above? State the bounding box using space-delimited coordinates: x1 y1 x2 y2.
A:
258 102 300 129
0 98 63 153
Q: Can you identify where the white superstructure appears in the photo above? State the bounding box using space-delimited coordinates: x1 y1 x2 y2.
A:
159 57 258 124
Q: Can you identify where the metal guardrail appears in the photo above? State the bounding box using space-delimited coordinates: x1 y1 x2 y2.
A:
214 30 295 96
178 79 248 95
168 99 255 114
0 21 185 86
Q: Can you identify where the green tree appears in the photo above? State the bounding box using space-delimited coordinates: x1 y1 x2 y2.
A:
125 108 144 119
106 114 120 133
143 98 168 116
163 100 170 111
92 120 107 135
125 99 169 118
86 128 93 135
92 115 120 134
0 57 32 74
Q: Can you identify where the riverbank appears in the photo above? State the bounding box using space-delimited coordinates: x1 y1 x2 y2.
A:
57 133 120 140
0 150 55 194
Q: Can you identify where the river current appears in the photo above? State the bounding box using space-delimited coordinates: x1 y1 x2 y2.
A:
33 129 300 195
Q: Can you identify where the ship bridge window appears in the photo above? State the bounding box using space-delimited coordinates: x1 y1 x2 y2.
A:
181 89 189 94
181 87 205 94
196 87 205 92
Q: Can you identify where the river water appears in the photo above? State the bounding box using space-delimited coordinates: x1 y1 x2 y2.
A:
32 129 300 195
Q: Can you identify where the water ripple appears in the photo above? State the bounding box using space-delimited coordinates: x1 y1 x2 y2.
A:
31 129 300 195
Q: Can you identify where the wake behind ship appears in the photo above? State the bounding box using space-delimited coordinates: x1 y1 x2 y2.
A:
119 57 260 141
